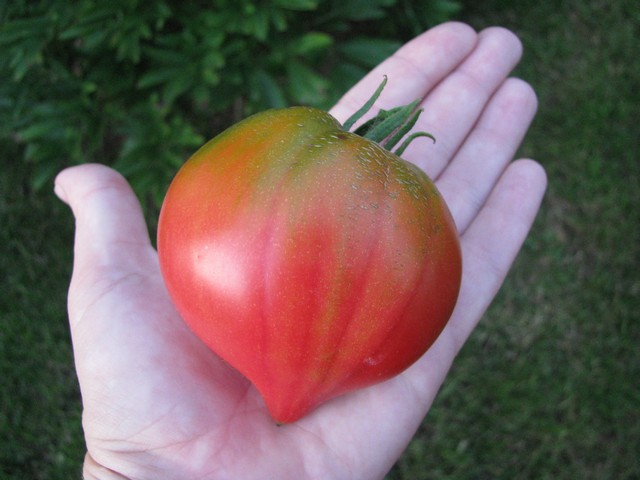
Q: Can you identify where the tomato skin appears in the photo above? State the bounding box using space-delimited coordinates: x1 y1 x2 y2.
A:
158 106 461 423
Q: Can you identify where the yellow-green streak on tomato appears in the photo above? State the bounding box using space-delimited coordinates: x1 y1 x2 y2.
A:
158 88 462 424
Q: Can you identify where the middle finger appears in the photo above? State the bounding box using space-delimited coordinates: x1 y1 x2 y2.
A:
404 27 524 178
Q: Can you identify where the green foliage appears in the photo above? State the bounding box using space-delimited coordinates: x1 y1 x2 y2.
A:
0 0 460 204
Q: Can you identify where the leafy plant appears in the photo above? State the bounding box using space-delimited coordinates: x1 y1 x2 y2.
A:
0 0 460 204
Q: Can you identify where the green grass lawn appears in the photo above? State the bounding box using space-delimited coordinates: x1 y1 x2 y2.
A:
2 0 639 478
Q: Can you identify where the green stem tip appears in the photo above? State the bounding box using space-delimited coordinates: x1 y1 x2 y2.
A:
341 76 435 156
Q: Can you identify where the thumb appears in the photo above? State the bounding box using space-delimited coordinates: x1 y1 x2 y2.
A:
54 164 157 310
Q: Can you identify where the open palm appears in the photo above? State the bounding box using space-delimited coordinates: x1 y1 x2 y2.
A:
56 22 546 480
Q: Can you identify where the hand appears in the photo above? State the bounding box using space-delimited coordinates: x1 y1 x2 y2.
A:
55 22 546 480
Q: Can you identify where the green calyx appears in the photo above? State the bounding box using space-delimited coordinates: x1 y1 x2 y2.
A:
341 75 435 156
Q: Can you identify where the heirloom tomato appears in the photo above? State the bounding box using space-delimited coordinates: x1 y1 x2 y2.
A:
157 79 462 424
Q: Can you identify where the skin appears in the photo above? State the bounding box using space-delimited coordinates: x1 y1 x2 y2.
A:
55 22 547 480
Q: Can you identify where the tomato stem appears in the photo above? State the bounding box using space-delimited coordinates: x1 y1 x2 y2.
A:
342 76 436 157
342 75 388 132
384 106 425 150
395 131 436 156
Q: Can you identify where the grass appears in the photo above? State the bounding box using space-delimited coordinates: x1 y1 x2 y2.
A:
1 0 639 478
0 154 83 478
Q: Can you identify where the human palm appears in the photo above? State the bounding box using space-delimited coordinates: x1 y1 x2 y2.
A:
56 23 546 480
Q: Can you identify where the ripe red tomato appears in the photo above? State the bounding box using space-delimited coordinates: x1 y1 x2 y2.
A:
158 94 461 424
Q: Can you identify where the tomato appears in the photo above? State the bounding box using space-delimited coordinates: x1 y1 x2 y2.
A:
158 82 461 424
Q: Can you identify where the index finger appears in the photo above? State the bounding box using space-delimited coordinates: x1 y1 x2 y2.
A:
329 22 478 124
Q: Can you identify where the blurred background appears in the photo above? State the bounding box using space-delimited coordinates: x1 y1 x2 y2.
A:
1 0 638 478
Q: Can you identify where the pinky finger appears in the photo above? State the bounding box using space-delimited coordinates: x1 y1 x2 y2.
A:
446 159 547 351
